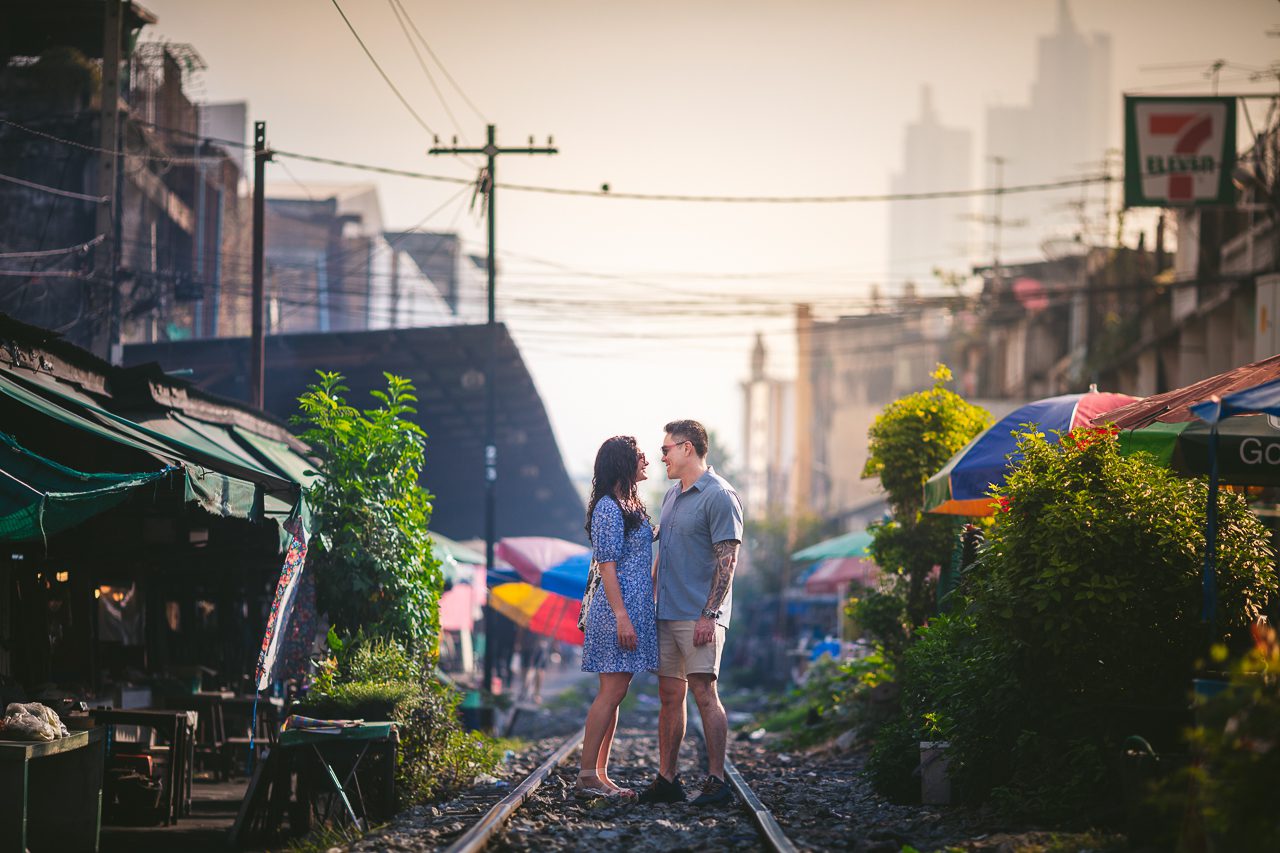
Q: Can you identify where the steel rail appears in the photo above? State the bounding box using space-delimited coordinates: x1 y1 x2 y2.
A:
443 724 585 853
686 698 797 853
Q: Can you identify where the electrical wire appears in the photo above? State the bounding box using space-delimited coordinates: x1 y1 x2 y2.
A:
0 172 109 203
386 0 466 141
4 116 1120 205
327 0 439 137
390 0 488 125
0 234 105 259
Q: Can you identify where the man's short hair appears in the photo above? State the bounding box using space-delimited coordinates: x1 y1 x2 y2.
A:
664 419 708 458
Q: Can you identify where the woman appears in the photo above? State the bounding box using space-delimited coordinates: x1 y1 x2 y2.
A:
577 435 658 799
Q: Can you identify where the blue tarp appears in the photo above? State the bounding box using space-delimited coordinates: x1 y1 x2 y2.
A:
1191 376 1280 423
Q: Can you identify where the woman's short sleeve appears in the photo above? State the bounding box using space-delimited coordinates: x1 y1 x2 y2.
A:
590 498 625 563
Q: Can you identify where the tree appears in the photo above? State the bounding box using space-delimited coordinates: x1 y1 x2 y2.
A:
296 371 443 654
861 364 991 624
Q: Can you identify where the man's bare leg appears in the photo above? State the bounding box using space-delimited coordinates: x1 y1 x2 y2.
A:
657 675 687 780
688 674 727 780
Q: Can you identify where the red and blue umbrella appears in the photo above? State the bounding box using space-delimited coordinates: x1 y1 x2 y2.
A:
925 391 1139 516
495 536 591 598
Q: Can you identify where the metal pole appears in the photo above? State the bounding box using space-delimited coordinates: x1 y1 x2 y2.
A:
485 123 497 585
250 121 267 409
427 125 557 695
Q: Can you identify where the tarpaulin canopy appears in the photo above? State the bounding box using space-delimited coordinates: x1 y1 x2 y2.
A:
1119 415 1280 485
0 431 173 542
791 529 874 562
0 371 297 526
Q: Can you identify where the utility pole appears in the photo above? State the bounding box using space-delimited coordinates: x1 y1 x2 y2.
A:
250 121 272 409
963 155 1027 289
95 0 123 362
429 125 556 693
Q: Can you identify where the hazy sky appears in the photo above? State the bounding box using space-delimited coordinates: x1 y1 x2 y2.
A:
139 0 1279 477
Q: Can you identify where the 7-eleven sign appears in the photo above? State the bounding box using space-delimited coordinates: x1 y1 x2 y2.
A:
1125 96 1236 207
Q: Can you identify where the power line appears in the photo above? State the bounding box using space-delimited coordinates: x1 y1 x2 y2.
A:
327 0 439 136
0 234 105 260
390 0 488 125
386 0 466 141
5 116 1117 205
0 172 108 203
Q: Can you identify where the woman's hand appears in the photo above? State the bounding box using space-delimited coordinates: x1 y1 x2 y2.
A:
615 616 637 652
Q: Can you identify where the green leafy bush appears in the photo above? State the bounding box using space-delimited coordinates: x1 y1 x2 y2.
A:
846 585 910 655
296 372 443 653
872 428 1276 820
303 636 501 804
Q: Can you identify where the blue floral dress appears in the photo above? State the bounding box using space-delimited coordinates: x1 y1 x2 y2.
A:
581 497 658 673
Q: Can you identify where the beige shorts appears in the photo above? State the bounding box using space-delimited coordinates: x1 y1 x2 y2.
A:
657 619 726 681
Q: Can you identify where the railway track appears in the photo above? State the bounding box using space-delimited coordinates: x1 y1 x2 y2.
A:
439 700 800 853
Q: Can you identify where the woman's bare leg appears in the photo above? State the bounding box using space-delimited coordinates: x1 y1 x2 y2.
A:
579 673 632 788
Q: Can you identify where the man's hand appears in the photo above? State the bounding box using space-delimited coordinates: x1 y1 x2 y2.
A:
616 617 637 651
693 615 716 646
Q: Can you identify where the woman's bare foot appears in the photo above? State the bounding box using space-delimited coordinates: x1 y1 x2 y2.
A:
596 769 637 799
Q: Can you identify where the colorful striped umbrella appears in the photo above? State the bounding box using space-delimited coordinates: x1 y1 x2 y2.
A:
925 391 1139 515
488 583 584 645
496 537 588 582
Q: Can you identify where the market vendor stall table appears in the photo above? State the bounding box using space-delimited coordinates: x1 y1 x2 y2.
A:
230 722 397 846
0 728 106 852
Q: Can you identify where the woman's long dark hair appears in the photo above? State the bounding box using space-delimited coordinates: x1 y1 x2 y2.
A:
585 435 648 538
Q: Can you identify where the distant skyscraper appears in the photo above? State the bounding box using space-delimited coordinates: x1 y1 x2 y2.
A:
984 0 1111 261
888 86 973 287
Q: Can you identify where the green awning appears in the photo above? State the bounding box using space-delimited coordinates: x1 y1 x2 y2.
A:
0 373 280 524
0 430 171 542
430 532 485 566
1120 415 1280 486
231 426 320 490
791 529 875 562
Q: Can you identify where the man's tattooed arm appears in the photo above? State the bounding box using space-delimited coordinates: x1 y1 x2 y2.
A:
704 539 740 613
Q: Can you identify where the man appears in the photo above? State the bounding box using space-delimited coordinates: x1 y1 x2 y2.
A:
639 419 743 807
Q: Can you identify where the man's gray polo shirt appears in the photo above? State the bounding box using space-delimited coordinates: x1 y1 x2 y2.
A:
656 467 744 628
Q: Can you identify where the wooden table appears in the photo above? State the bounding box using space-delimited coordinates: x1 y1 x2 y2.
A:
0 728 106 852
91 708 195 825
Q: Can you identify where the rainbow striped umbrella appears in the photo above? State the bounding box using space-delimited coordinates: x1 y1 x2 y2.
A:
488 583 584 645
925 391 1139 516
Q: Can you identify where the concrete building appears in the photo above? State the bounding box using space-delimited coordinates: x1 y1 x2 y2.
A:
0 9 248 357
794 301 954 523
261 185 464 335
983 0 1111 254
889 87 973 286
